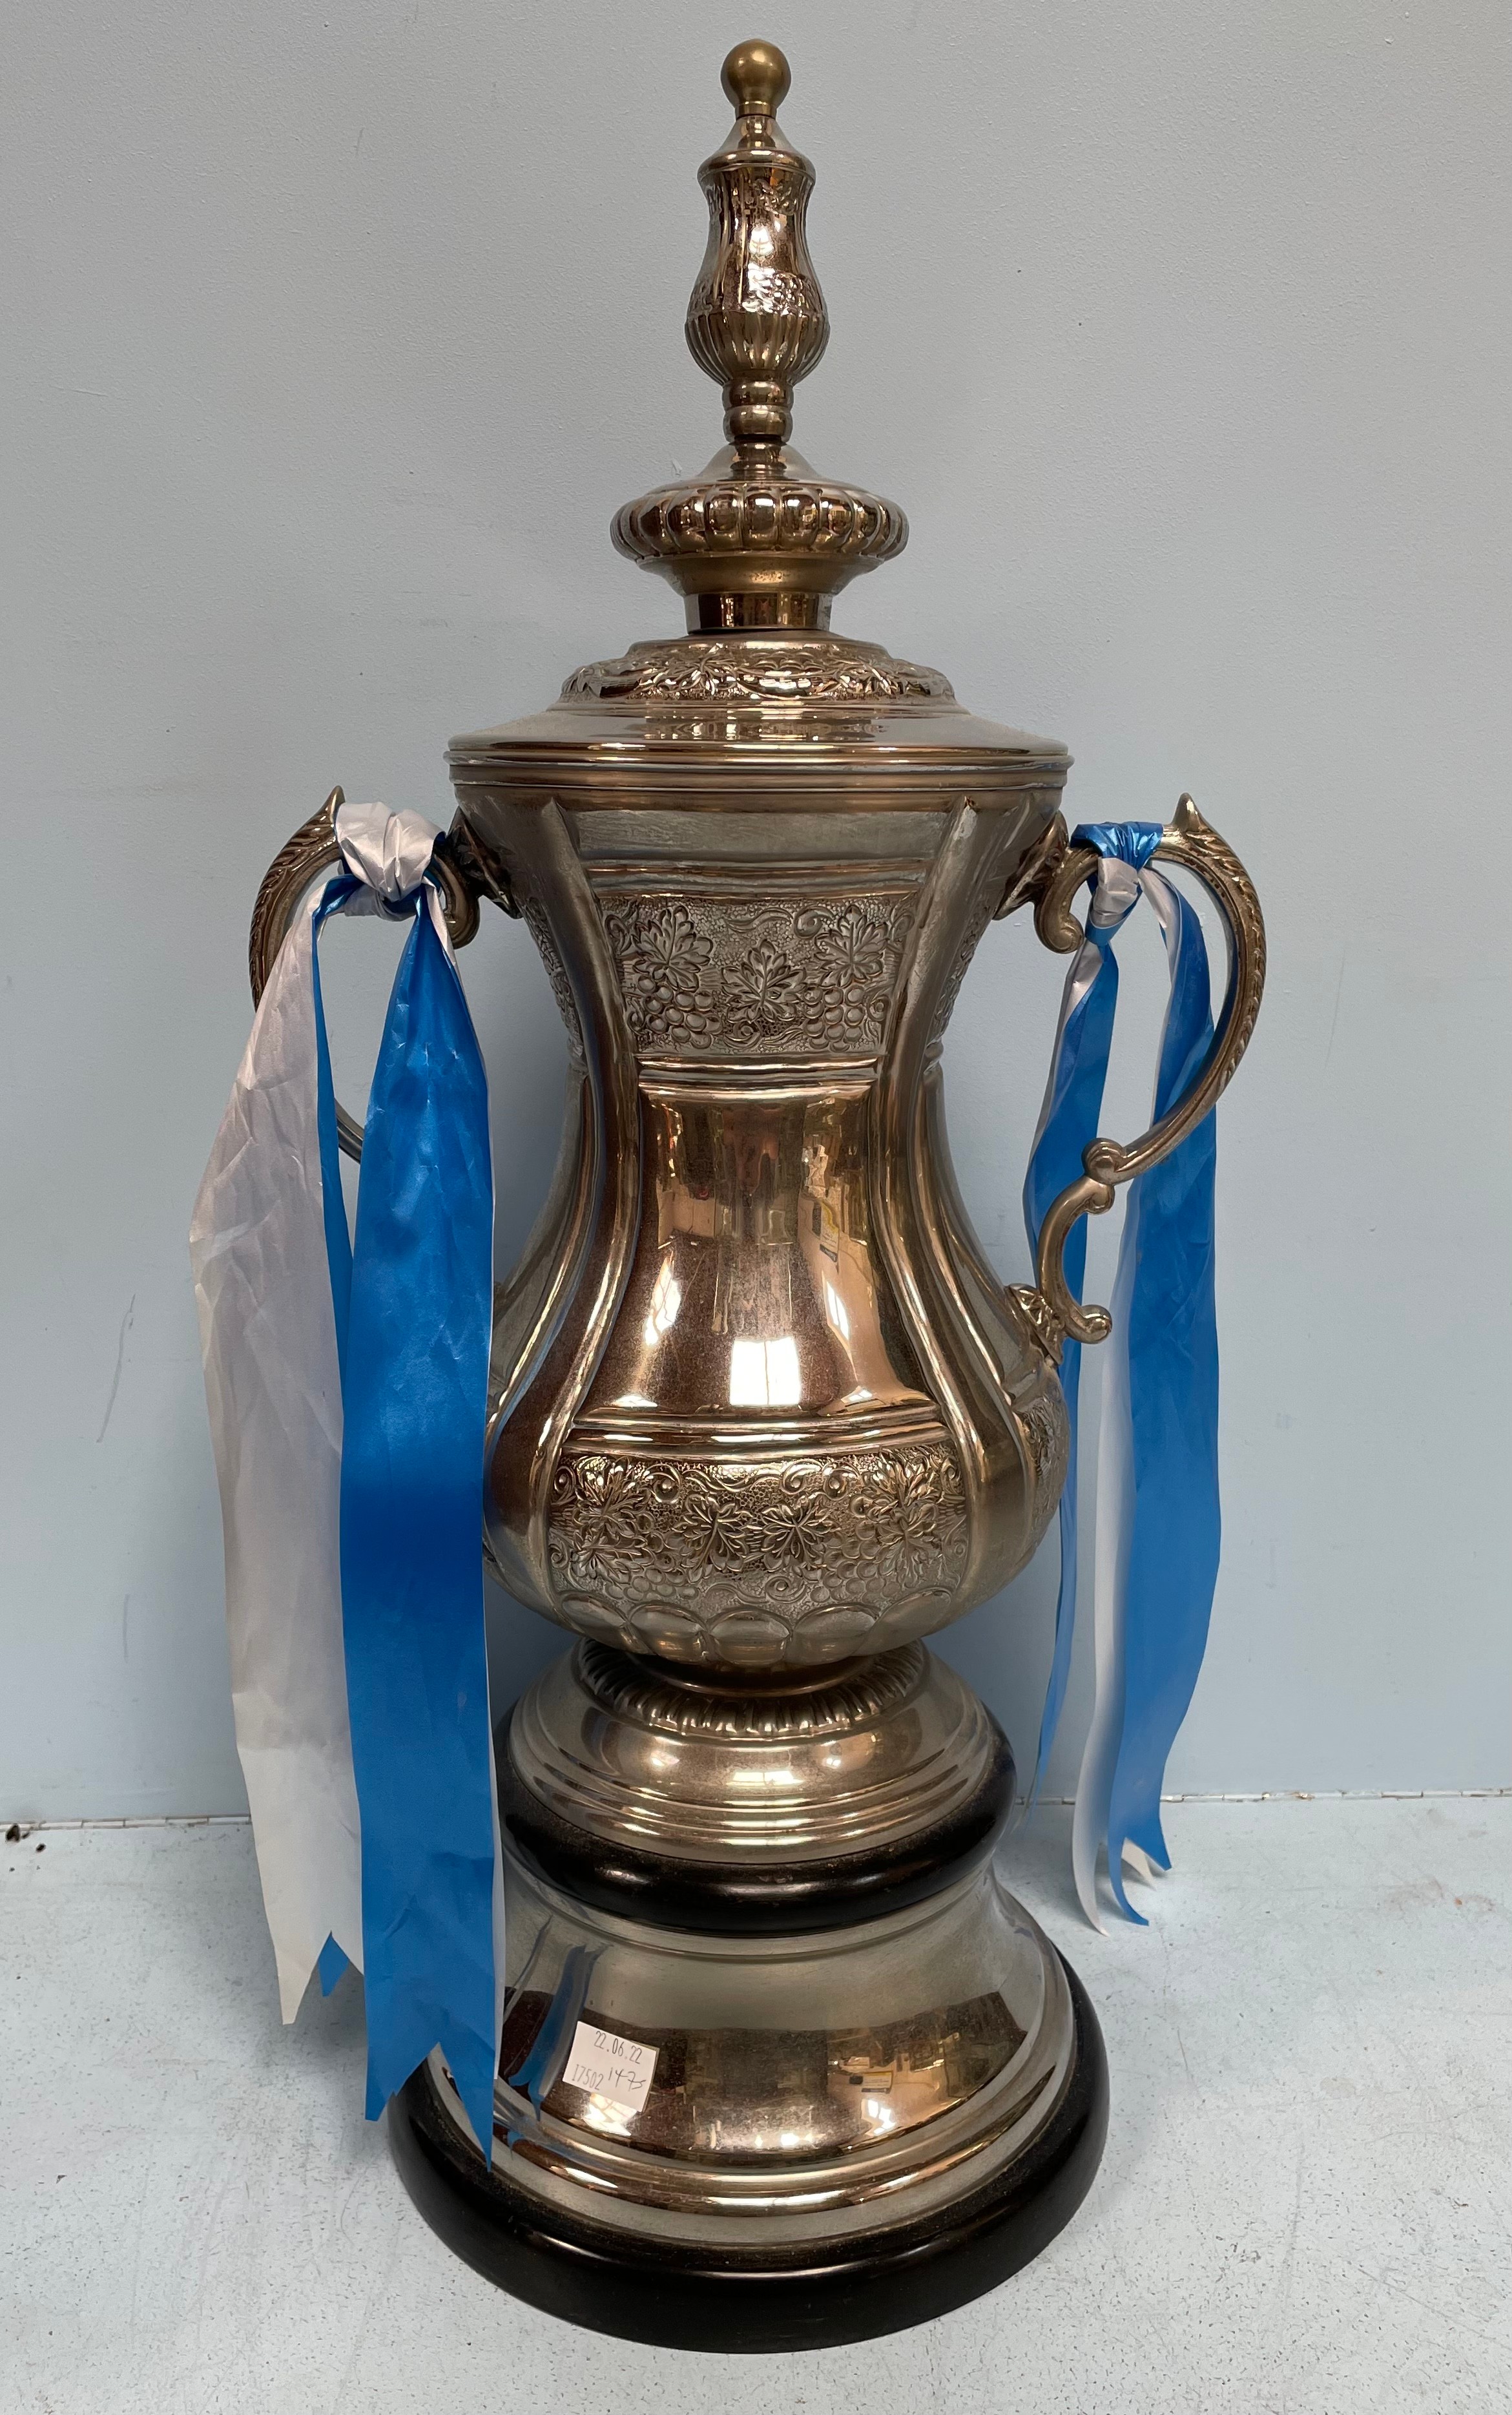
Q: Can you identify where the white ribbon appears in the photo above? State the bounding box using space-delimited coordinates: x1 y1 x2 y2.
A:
189 801 442 2020
335 802 454 950
1068 864 1187 1928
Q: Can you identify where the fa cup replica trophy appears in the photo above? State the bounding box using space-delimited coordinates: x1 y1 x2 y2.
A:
231 40 1265 2352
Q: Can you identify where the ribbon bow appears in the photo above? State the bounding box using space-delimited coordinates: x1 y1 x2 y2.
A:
191 802 502 2155
1024 822 1221 1927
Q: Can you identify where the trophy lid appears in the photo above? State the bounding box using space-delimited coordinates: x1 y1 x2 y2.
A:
450 41 1066 778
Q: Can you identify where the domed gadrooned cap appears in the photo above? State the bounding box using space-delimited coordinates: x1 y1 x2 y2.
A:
613 40 908 633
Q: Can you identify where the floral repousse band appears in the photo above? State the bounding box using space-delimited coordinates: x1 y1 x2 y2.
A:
547 1441 969 1664
601 892 917 1057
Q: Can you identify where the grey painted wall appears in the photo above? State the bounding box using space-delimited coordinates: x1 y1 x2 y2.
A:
3 0 1507 1817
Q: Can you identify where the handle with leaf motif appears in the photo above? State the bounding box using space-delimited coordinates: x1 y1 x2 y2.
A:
997 794 1265 1361
247 788 514 1160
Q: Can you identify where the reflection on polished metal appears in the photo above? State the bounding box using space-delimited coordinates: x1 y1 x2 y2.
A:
410 1854 1085 2232
392 1642 1106 2348
258 36 1263 2350
504 1641 1011 1923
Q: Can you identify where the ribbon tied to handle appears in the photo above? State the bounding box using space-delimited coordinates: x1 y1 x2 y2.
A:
191 801 502 2156
1023 822 1221 1928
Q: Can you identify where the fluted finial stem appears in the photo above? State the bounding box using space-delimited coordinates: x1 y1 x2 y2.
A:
686 41 828 456
612 39 906 630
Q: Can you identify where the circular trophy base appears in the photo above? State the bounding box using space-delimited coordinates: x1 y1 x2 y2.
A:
389 1956 1106 2354
388 1647 1108 2349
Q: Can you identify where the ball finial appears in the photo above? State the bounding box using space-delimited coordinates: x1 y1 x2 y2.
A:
721 38 791 119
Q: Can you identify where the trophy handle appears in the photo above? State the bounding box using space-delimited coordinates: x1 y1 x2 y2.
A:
999 795 1266 1361
247 787 514 1161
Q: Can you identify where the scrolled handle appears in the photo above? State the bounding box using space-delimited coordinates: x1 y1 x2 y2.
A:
247 786 513 1161
1001 795 1266 1361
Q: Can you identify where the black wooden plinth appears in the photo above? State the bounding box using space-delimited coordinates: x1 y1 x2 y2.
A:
389 1953 1108 2354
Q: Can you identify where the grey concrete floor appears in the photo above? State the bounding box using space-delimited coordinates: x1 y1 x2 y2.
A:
3 1799 1507 2415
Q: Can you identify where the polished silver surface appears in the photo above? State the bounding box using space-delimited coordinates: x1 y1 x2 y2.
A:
510 1640 1000 1866
355 34 1257 2310
435 1849 1075 2250
459 1633 1079 2261
470 779 1072 1669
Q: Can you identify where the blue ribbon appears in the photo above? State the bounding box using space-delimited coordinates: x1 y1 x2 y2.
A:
1021 830 1153 1799
312 877 499 2153
311 876 362 2005
311 877 360 1377
506 1943 599 2118
1104 881 1218 1912
1022 822 1221 1919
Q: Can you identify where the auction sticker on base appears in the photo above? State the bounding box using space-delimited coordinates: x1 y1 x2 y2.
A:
563 2020 659 2113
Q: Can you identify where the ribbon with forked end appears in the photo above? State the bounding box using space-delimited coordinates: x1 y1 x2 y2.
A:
1023 822 1221 1928
190 802 503 2155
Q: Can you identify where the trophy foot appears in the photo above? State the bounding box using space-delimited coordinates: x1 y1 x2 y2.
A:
388 1643 1109 2350
391 1954 1105 2352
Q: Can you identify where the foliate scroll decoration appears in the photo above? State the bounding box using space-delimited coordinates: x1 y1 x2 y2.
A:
576 1639 927 1741
443 814 518 923
561 641 951 704
1007 1284 1068 1369
688 41 827 453
1014 1389 1070 1514
685 141 827 450
247 789 342 1007
601 892 917 1057
932 817 1082 1046
521 899 581 1048
929 881 1004 1044
1161 797 1268 1083
548 1443 969 1667
994 812 1071 930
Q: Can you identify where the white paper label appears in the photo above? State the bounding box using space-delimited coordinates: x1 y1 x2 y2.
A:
563 2019 659 2114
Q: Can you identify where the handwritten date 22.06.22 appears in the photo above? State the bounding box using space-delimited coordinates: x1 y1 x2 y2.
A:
563 2020 659 2114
